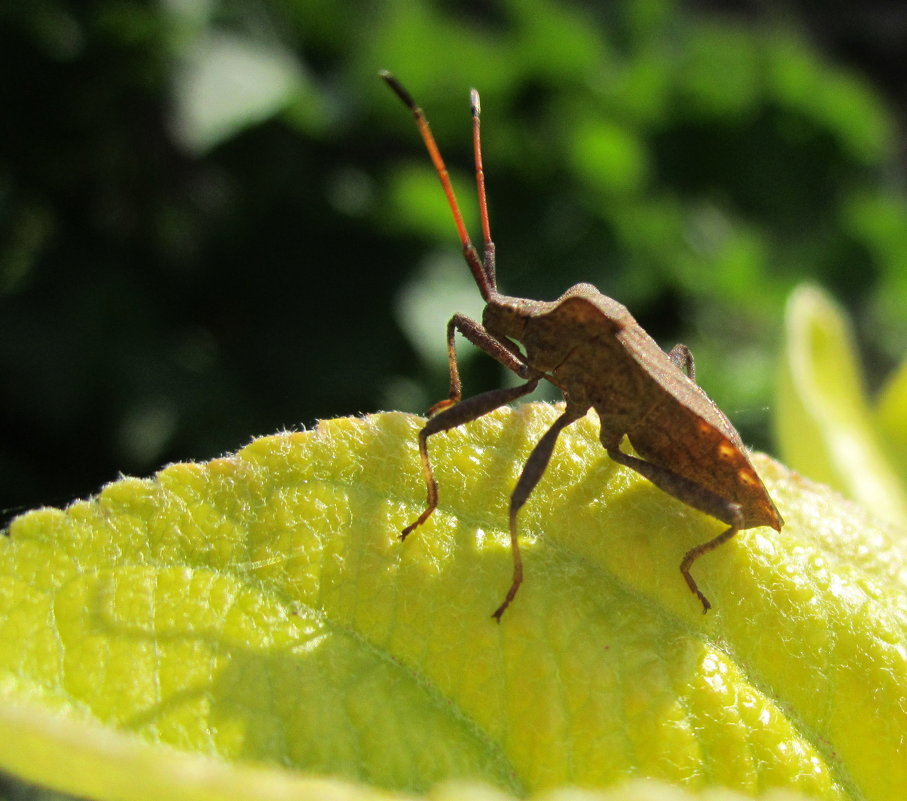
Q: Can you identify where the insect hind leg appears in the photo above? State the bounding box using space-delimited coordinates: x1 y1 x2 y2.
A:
679 524 738 613
603 441 743 613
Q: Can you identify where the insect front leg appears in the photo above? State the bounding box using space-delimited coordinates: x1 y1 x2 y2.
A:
667 343 695 380
403 378 540 540
603 439 744 613
428 313 532 416
492 405 586 620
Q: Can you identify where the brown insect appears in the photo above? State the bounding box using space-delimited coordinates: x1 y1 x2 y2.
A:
381 71 783 620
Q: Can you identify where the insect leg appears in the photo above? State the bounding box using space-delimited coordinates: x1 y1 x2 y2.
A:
667 344 695 380
678 525 739 612
429 313 533 416
603 443 743 613
403 379 540 540
492 406 585 620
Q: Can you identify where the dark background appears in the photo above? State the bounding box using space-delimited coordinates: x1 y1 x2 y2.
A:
2 0 907 528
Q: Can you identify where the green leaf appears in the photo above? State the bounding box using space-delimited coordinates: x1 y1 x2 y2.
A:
569 118 648 196
2 405 906 800
877 355 907 484
775 284 907 526
169 30 309 153
0 701 827 801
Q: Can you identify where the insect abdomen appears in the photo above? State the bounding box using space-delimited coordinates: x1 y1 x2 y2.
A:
627 398 781 530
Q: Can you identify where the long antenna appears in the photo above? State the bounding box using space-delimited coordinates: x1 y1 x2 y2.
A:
470 88 496 290
380 71 496 300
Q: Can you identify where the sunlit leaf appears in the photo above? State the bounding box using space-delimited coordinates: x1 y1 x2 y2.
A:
170 31 308 153
775 284 907 526
2 405 905 800
877 355 907 484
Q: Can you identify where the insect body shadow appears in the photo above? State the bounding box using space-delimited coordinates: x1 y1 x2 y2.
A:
381 71 782 620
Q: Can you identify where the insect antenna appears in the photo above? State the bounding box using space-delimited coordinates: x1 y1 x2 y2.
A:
470 88 497 293
380 71 497 300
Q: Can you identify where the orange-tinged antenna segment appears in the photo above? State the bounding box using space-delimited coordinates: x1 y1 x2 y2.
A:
380 71 496 300
470 88 492 250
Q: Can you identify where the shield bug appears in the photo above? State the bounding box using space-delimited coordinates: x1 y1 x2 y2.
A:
381 71 782 620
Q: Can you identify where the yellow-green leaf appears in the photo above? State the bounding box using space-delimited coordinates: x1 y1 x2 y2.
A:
877 355 907 484
0 702 823 801
1 404 905 800
775 283 907 526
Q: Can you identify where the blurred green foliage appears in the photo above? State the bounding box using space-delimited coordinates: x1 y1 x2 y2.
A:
2 0 906 521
